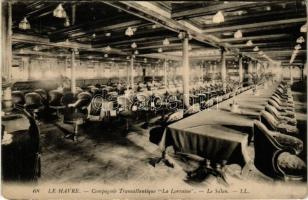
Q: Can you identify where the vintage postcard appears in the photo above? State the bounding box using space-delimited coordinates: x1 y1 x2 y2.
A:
1 0 307 199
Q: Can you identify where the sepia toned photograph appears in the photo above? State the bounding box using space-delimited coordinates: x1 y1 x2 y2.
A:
1 0 307 199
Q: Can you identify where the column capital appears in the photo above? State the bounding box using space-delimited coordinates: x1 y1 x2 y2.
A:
220 47 226 54
178 31 192 40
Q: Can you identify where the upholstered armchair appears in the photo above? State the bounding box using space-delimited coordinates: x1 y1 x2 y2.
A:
49 90 64 119
149 109 184 145
117 95 139 135
12 91 25 109
34 89 48 106
204 99 214 109
270 96 294 108
265 105 297 126
273 93 293 103
24 92 44 122
62 92 92 140
260 110 299 137
268 99 295 117
184 103 200 118
253 120 306 181
2 107 41 182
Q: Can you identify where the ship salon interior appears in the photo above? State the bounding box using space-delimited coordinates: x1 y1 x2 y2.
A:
1 0 308 190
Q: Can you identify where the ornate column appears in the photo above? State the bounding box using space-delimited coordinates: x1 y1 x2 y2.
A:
126 60 130 90
2 2 13 109
182 32 190 108
238 55 243 84
164 59 168 88
220 48 227 92
71 49 77 93
130 56 134 90
290 65 293 85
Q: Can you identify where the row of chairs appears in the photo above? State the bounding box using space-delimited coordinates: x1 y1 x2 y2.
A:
254 81 306 181
147 84 255 147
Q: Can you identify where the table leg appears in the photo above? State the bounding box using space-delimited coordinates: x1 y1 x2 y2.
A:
149 151 174 168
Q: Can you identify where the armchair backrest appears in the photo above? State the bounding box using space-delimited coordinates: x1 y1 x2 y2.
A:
166 109 184 124
253 120 283 178
88 96 103 116
268 99 282 111
61 92 77 106
260 110 279 131
76 92 92 108
184 103 200 117
271 96 282 105
34 89 48 101
12 91 25 107
265 104 281 120
49 90 63 106
117 96 133 110
25 92 43 107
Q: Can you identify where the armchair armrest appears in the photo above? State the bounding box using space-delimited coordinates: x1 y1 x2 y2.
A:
68 99 83 108
277 123 299 135
279 116 297 126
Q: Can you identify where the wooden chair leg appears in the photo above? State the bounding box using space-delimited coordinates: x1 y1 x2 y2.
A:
73 123 78 141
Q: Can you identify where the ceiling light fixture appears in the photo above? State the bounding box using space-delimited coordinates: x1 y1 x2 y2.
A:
163 38 170 46
105 46 111 51
53 4 67 18
104 54 108 58
33 46 39 51
234 30 243 39
19 17 31 30
300 22 308 32
125 27 136 36
212 11 224 24
296 36 305 43
74 48 79 55
253 46 259 51
265 6 271 11
294 44 301 50
178 31 185 39
134 50 139 55
144 58 147 63
158 48 163 53
131 42 137 48
64 17 70 27
246 40 253 46
105 32 111 37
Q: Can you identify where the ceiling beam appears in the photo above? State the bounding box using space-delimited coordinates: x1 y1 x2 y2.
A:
92 28 176 48
203 18 306 33
68 20 148 40
221 34 290 43
171 2 257 19
12 33 127 55
242 49 307 54
49 16 144 42
230 41 294 48
102 1 221 48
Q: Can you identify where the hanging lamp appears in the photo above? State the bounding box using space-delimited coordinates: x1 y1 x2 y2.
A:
19 17 31 30
53 4 67 18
